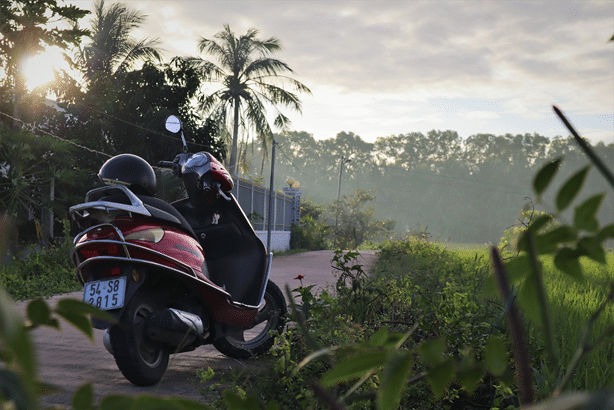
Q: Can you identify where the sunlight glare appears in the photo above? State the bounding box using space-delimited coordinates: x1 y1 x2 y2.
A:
21 48 68 90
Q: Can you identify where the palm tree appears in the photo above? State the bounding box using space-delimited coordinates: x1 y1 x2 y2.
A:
185 25 311 174
77 0 162 83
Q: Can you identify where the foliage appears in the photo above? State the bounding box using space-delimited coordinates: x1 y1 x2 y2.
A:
182 24 312 174
0 219 80 300
290 198 331 250
498 204 555 257
0 123 90 243
75 0 161 83
485 106 614 406
0 0 88 116
215 245 503 409
330 189 395 249
249 129 614 245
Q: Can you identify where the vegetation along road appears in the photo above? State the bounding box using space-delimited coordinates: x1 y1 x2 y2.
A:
11 250 377 407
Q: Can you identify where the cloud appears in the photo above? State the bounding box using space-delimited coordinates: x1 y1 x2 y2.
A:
87 0 612 144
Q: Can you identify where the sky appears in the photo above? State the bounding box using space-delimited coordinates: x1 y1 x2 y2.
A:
69 0 614 145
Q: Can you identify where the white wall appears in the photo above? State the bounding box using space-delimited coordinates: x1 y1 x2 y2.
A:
255 231 291 252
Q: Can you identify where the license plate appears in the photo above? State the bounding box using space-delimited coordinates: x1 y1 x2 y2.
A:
83 277 127 310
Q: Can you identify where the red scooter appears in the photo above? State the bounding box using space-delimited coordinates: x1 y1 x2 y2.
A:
69 116 287 386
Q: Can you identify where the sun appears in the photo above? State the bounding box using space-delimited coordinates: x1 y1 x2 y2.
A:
20 47 69 90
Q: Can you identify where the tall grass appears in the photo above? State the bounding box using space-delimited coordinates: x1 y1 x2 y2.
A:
534 254 614 393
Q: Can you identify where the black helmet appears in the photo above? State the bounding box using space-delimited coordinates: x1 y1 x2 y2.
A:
98 154 157 196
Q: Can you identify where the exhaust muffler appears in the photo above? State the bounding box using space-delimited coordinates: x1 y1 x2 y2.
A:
144 308 205 348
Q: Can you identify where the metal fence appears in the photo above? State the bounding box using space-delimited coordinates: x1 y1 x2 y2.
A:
230 177 301 232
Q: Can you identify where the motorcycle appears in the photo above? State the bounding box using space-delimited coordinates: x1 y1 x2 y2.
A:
69 115 287 386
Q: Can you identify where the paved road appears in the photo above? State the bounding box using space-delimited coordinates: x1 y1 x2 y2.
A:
11 250 377 407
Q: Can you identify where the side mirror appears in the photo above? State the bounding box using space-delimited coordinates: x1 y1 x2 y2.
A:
165 115 187 152
165 115 181 133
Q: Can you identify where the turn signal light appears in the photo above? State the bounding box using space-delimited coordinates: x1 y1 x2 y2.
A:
125 228 164 243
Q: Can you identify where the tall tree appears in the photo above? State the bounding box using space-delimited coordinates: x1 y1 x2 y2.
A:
0 0 88 126
76 0 161 85
184 24 311 175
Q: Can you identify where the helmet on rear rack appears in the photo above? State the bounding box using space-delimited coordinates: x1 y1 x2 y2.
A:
98 154 157 196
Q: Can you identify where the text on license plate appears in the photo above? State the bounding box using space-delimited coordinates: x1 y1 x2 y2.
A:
83 277 127 310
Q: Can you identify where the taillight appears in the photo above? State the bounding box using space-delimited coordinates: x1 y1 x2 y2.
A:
79 243 123 259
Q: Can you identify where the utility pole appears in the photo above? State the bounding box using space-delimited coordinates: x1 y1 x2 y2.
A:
266 140 277 254
334 155 351 233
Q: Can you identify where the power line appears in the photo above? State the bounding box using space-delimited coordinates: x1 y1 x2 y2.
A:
73 101 212 149
0 110 113 158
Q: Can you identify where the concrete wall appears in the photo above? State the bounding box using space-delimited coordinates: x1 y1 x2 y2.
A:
255 230 291 252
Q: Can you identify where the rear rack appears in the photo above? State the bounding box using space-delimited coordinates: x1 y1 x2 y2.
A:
72 223 198 283
69 185 152 223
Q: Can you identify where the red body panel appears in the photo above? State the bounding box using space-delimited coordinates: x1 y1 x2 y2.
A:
75 216 206 279
208 155 233 192
72 215 259 327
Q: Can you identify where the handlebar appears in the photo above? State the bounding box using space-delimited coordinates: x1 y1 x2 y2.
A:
157 160 176 170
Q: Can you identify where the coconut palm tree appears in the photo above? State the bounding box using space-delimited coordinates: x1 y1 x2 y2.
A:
184 24 311 175
77 0 162 83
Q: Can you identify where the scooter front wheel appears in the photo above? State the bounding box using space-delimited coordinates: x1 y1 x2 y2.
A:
214 280 287 359
109 289 169 386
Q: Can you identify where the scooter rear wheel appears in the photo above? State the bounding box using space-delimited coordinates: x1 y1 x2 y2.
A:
213 280 287 359
109 289 169 386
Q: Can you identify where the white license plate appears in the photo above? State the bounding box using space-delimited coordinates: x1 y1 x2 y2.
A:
83 277 127 310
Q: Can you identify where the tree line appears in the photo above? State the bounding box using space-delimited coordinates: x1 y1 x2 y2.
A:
246 130 614 244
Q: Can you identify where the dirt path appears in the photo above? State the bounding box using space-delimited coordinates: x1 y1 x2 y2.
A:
12 250 377 408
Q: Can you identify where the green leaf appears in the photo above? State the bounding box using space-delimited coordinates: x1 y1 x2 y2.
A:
457 368 484 393
367 328 388 347
531 227 578 254
56 298 116 322
321 351 387 387
378 351 413 410
554 247 585 283
223 392 261 410
264 402 280 410
72 383 94 410
483 337 508 376
555 166 590 211
27 298 52 327
574 194 605 232
419 338 446 366
131 395 210 410
0 289 36 385
54 299 116 341
99 395 134 410
426 359 455 399
0 369 36 410
577 237 606 264
526 214 554 234
518 274 540 325
503 255 531 286
164 397 214 410
533 158 562 195
596 224 614 243
54 308 94 340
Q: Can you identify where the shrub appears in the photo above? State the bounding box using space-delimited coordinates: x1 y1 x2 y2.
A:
0 220 80 301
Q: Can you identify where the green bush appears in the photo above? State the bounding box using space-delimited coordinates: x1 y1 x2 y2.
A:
227 244 502 409
0 221 80 301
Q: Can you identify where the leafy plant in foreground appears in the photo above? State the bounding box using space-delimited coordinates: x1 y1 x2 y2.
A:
488 106 614 407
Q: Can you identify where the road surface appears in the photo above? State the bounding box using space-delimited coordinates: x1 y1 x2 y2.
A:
10 250 377 407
